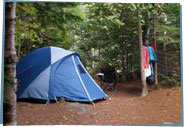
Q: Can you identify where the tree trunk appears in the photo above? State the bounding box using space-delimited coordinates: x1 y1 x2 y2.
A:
137 8 148 96
153 16 158 89
98 47 100 61
126 48 129 79
163 43 168 75
121 54 125 81
130 51 133 79
17 40 22 61
4 2 17 125
146 26 150 40
26 41 32 54
120 26 125 81
130 41 133 79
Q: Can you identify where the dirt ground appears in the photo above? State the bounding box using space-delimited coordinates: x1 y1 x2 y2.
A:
17 82 182 125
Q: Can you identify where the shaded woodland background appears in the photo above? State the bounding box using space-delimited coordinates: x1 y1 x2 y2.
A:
14 3 180 85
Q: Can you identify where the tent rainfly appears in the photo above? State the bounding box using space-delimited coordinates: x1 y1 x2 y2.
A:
16 46 107 103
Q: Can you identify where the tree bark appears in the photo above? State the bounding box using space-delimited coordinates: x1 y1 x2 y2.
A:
163 43 168 75
146 26 150 40
137 8 148 96
153 16 158 89
126 48 129 80
120 26 125 81
17 40 22 61
98 46 100 61
4 2 17 125
26 41 32 54
130 43 133 79
121 54 125 81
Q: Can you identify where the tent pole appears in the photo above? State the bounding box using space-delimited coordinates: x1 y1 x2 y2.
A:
72 56 93 103
76 56 108 98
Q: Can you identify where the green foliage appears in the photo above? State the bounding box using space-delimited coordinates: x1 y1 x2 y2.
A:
159 74 180 87
73 3 180 83
16 2 85 58
157 3 180 45
16 3 180 84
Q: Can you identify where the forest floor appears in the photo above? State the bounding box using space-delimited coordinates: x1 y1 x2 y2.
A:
17 81 182 125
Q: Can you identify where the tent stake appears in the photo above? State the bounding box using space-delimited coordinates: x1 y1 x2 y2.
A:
91 101 95 106
55 97 59 104
46 100 49 106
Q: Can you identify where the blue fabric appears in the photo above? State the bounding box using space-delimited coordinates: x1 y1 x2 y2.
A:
147 46 157 75
50 47 74 64
147 46 157 62
74 56 107 101
49 55 89 102
17 47 51 98
17 46 107 102
19 66 51 100
146 74 154 84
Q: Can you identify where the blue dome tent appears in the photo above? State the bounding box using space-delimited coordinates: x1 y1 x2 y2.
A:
16 46 107 103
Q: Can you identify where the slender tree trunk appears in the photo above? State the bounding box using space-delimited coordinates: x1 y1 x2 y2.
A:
120 26 125 81
92 48 95 68
4 2 17 125
146 26 150 40
126 48 129 79
137 8 148 96
98 47 100 61
164 16 168 77
26 41 32 54
130 51 133 79
121 54 125 81
164 43 168 75
17 40 22 61
153 16 158 89
130 41 133 79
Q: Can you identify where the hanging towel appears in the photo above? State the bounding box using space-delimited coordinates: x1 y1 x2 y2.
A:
144 64 151 77
142 46 149 68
